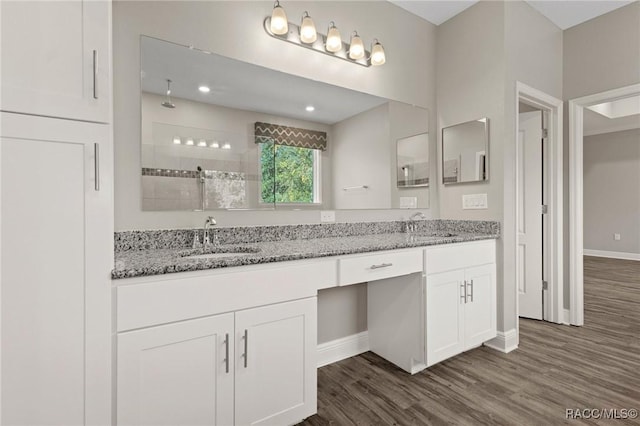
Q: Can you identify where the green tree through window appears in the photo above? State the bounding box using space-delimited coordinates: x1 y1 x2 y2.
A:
260 143 316 204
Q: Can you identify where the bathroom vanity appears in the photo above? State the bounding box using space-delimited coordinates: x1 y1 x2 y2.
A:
112 221 498 426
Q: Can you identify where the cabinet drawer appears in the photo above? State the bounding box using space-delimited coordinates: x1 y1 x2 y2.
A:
338 249 423 285
426 240 495 274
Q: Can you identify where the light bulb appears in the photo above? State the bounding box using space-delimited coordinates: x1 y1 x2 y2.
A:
300 12 317 44
173 137 181 145
349 32 364 60
270 1 288 35
371 40 386 66
325 22 342 53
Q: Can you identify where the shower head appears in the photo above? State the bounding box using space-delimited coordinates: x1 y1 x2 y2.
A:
161 79 175 108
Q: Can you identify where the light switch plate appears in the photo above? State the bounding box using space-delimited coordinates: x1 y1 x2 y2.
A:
320 210 336 223
462 193 488 209
614 233 621 241
399 197 418 209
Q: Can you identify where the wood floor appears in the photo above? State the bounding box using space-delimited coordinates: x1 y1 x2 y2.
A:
302 256 640 425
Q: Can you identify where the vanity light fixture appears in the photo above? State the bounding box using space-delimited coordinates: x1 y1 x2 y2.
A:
325 22 342 53
270 0 288 35
263 2 385 67
299 12 317 44
185 138 194 146
197 139 207 147
173 137 181 145
348 31 364 60
222 143 231 150
161 79 176 108
210 141 220 148
198 85 210 93
305 105 315 112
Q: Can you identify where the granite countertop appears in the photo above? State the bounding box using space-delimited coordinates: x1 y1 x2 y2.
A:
112 231 499 279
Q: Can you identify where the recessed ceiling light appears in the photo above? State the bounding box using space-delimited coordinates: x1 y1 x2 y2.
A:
305 105 315 112
198 85 211 93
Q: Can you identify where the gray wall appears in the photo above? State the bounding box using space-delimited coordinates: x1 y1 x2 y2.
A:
563 1 640 306
436 0 562 336
584 129 640 255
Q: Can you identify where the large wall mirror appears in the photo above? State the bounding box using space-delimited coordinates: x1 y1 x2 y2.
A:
140 36 430 211
442 118 489 184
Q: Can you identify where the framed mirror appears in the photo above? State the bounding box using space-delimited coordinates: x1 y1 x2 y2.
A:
140 36 430 211
396 133 429 188
442 118 489 184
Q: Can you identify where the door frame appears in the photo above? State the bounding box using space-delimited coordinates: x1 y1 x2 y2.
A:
515 82 564 324
568 83 640 326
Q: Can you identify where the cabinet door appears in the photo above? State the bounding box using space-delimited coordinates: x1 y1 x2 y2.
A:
464 264 497 349
426 270 465 367
235 298 317 426
1 113 112 425
117 314 235 426
0 0 110 123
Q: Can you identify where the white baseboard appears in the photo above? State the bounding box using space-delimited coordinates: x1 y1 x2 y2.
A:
317 331 369 368
583 249 640 261
484 329 518 353
563 308 571 325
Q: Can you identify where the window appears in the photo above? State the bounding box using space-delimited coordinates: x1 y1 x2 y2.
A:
259 142 321 204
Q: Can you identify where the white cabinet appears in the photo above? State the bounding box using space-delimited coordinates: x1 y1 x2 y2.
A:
1 113 113 425
117 314 235 426
425 241 496 367
0 0 110 123
117 297 317 426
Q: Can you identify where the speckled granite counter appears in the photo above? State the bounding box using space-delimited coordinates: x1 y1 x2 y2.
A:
113 225 499 279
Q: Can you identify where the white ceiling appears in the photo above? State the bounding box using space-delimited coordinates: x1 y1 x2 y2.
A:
140 36 387 125
390 0 635 29
583 109 640 136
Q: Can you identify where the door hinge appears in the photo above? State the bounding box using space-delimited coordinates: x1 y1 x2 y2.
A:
542 280 548 290
541 205 548 214
542 128 548 138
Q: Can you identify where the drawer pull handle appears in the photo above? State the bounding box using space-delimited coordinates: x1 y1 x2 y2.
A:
370 263 393 270
460 281 467 304
467 279 474 303
93 50 98 99
224 333 230 374
94 143 100 191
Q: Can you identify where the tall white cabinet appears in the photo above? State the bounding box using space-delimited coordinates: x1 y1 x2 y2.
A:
0 1 113 424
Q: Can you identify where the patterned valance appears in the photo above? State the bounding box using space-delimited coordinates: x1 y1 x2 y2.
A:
254 122 327 151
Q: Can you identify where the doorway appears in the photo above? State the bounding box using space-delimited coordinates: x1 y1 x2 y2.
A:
515 82 564 324
568 83 640 326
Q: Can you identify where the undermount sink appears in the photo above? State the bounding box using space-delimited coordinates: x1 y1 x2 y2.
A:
179 246 260 260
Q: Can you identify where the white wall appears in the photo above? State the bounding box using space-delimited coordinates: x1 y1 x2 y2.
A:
584 129 640 256
436 0 563 336
113 0 438 231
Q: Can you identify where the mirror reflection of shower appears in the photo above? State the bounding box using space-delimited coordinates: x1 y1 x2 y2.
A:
197 166 205 211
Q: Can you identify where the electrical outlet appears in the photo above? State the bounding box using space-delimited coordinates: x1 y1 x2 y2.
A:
320 210 335 223
614 233 621 241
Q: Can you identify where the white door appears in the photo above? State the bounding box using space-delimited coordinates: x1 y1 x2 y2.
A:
518 111 544 319
235 298 317 426
426 270 465 366
463 264 497 349
0 0 110 123
117 314 235 426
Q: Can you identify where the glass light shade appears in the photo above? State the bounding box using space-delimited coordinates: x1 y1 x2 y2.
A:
173 137 181 145
371 42 386 66
270 3 288 35
185 138 194 146
325 23 342 53
198 139 207 147
300 13 317 44
349 33 365 60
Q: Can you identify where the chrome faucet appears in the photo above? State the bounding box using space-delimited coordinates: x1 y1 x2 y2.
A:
203 216 218 247
406 212 427 233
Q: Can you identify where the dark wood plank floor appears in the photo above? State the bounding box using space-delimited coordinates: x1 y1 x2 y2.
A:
303 256 640 425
